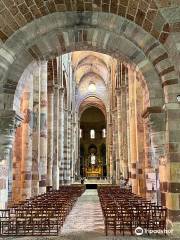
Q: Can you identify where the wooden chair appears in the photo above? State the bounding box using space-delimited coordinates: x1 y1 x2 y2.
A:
149 206 167 234
104 205 117 236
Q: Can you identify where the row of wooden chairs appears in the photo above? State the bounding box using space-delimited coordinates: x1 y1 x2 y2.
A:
98 186 167 236
0 186 84 236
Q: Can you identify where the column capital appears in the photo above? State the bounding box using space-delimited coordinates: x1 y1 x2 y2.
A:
0 110 23 134
0 110 16 132
141 106 163 118
115 88 121 96
59 87 64 95
15 114 23 129
48 85 54 94
53 84 60 89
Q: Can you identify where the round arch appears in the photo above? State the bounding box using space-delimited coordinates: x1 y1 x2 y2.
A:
0 12 179 112
79 96 106 120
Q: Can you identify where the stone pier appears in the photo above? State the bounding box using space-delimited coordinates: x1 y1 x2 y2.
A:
128 67 138 194
47 86 54 188
21 89 33 200
0 111 16 208
39 61 48 194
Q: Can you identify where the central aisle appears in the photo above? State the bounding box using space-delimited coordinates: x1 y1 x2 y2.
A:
61 189 104 234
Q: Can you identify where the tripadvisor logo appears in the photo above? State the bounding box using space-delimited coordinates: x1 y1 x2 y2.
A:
135 227 173 235
135 226 144 236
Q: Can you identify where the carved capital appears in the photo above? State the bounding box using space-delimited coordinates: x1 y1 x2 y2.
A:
59 87 64 95
0 110 16 134
115 89 121 97
48 85 54 94
15 114 23 129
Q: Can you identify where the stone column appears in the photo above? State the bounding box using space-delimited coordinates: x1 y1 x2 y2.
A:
106 110 112 181
0 110 16 208
58 88 65 185
12 125 22 203
71 120 76 183
47 86 54 188
74 113 79 180
128 68 138 194
52 85 60 189
112 110 117 184
149 112 165 202
120 65 128 179
39 61 48 194
21 89 33 200
143 117 155 201
165 106 180 224
61 109 68 184
115 90 121 184
32 66 40 197
75 119 81 179
65 110 72 185
127 89 131 180
136 79 146 197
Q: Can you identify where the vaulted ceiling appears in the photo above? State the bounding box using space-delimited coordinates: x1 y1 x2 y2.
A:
72 51 112 85
72 51 113 110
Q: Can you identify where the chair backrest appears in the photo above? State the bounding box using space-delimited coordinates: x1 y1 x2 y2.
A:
0 209 10 219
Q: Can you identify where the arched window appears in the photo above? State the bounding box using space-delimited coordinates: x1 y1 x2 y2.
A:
102 128 106 138
80 129 82 138
88 82 96 92
90 129 95 139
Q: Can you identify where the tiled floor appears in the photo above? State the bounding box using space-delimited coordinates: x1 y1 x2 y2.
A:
61 189 104 234
1 189 180 240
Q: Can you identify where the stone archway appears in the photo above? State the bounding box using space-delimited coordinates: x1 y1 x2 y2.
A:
0 11 178 111
79 105 107 179
0 9 179 227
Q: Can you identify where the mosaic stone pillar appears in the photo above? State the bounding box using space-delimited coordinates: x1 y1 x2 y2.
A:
21 89 33 201
0 110 16 208
52 85 60 189
39 61 48 194
128 68 138 194
47 86 54 188
31 66 40 197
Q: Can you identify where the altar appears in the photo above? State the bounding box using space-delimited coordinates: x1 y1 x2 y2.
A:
86 166 102 178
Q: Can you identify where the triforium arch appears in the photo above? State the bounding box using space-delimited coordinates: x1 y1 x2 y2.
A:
0 8 179 230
